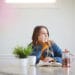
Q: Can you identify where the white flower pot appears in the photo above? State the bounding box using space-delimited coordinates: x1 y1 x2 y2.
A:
19 58 28 75
20 58 28 67
28 56 36 66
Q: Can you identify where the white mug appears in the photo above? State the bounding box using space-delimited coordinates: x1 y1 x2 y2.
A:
28 56 36 66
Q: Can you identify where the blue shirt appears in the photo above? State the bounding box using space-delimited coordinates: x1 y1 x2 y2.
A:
30 42 62 64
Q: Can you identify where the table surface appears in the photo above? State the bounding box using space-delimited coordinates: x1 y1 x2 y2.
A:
0 55 75 75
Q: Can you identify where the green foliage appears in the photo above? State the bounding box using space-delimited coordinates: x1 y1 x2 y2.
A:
13 45 32 58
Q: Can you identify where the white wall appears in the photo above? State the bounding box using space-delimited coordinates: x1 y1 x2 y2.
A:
0 0 75 55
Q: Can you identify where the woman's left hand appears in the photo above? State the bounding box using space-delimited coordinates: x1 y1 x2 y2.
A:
43 57 55 62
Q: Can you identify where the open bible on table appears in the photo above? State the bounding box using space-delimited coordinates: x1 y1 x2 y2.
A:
37 60 62 67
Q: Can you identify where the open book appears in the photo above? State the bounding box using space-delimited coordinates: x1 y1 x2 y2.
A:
37 60 62 67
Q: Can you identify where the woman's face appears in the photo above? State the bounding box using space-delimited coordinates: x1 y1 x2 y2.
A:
38 28 49 42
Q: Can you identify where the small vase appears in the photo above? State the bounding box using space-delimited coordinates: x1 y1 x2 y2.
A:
20 58 28 67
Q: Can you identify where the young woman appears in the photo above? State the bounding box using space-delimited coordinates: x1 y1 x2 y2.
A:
30 25 62 64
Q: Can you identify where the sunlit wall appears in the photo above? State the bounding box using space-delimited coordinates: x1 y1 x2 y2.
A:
0 0 74 55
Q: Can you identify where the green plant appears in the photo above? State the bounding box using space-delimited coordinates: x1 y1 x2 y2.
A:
13 45 32 58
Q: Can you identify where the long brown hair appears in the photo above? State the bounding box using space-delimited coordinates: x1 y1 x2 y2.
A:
32 25 49 46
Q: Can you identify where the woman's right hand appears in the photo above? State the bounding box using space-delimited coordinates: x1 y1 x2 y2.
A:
43 57 55 62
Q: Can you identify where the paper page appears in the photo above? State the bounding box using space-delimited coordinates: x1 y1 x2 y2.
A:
37 60 62 67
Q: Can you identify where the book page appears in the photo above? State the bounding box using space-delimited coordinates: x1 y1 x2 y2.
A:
37 60 62 67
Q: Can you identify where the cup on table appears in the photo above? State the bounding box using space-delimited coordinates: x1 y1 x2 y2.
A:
28 56 36 66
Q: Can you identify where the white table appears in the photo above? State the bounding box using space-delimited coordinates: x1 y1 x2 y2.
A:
0 56 75 75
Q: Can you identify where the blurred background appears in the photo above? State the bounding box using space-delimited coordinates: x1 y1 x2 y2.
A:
0 0 74 56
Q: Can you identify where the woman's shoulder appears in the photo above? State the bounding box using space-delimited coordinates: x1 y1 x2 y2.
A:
49 40 60 48
50 40 60 47
50 40 62 52
49 40 55 45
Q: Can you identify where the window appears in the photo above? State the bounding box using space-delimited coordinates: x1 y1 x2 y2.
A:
5 0 56 3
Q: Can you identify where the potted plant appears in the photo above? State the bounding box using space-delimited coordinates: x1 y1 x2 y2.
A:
13 45 32 66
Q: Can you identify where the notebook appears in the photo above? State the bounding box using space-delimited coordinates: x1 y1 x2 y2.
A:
37 60 62 67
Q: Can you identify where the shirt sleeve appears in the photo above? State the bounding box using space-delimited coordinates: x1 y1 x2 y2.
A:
51 42 62 63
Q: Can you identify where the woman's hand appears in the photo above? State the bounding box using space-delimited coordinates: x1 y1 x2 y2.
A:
43 57 55 62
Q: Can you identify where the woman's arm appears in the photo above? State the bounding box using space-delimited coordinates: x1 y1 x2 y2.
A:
52 42 62 63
